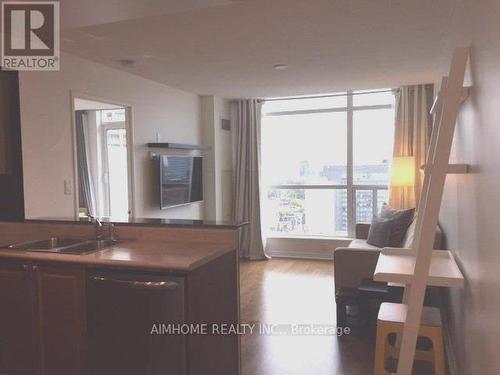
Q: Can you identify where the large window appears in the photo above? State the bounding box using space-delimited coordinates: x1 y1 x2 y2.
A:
261 90 395 238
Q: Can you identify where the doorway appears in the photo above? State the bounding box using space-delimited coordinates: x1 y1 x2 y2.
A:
73 97 133 220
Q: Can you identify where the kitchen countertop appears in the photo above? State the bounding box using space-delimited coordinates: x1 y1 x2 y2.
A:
0 239 236 272
27 217 247 229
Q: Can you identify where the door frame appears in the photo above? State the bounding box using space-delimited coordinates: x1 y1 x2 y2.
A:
70 91 135 219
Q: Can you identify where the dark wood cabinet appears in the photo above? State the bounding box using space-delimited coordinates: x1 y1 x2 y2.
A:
0 72 13 175
0 70 24 221
36 265 87 375
0 251 239 375
0 262 37 375
0 261 86 375
186 251 240 375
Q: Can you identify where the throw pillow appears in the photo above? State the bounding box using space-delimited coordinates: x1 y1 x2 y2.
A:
367 216 393 248
380 206 415 247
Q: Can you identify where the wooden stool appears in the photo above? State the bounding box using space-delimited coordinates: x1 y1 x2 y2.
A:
374 302 445 375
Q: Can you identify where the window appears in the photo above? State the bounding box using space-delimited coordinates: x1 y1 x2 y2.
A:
104 128 129 219
101 109 126 123
99 109 129 220
261 90 395 238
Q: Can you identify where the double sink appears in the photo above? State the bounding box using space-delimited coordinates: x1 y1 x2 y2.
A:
6 237 118 255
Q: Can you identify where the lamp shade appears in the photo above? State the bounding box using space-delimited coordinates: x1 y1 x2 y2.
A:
391 156 415 187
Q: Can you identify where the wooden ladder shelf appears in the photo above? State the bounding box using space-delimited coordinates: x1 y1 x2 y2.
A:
395 47 470 375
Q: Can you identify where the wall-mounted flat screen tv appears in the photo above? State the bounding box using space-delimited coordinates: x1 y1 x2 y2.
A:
159 155 203 209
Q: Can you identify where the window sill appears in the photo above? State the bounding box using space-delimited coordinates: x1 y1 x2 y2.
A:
265 234 354 241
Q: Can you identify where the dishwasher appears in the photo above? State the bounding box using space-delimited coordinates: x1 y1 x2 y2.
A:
87 270 186 375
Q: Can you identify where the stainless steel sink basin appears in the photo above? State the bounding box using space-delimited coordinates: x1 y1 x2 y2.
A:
8 237 85 250
6 237 118 255
61 239 118 255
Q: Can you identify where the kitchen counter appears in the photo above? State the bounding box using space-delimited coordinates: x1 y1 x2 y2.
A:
0 219 240 375
27 217 247 229
0 238 236 272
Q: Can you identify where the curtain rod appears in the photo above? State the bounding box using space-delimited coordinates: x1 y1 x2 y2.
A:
258 88 398 103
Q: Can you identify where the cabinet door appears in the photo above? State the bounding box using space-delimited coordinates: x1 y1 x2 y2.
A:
0 70 24 221
87 272 186 375
35 264 87 375
0 262 37 375
0 70 15 174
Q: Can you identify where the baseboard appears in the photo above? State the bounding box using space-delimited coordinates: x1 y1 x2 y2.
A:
267 249 333 260
441 311 460 375
436 289 460 375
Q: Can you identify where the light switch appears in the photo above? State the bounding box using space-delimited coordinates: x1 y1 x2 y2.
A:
64 180 72 195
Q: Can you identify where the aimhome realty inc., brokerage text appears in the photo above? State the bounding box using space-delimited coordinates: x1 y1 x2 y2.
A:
151 323 351 337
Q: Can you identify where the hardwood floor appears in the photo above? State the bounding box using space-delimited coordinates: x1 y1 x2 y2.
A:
240 259 375 375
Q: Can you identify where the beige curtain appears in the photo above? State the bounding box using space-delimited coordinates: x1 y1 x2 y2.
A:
232 99 267 260
389 84 434 209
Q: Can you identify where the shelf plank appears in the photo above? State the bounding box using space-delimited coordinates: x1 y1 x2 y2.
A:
147 142 210 150
447 164 469 173
374 249 464 288
420 163 469 174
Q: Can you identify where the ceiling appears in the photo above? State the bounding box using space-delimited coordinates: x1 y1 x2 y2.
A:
59 0 234 29
60 0 458 98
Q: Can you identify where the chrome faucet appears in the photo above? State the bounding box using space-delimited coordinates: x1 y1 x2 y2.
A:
87 215 115 241
107 222 116 242
87 214 104 240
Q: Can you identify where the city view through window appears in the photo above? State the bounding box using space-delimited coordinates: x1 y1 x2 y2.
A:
261 90 395 237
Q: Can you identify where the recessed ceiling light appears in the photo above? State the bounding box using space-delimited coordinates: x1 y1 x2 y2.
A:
117 59 135 67
84 33 106 41
273 63 288 70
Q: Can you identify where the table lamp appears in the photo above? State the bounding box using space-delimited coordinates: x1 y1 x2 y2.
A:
391 156 415 187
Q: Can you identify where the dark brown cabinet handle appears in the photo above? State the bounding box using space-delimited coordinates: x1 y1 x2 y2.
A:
89 276 179 291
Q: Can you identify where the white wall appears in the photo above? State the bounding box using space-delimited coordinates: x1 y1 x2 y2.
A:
19 52 203 220
201 96 217 220
201 95 232 221
438 1 500 374
214 96 233 221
